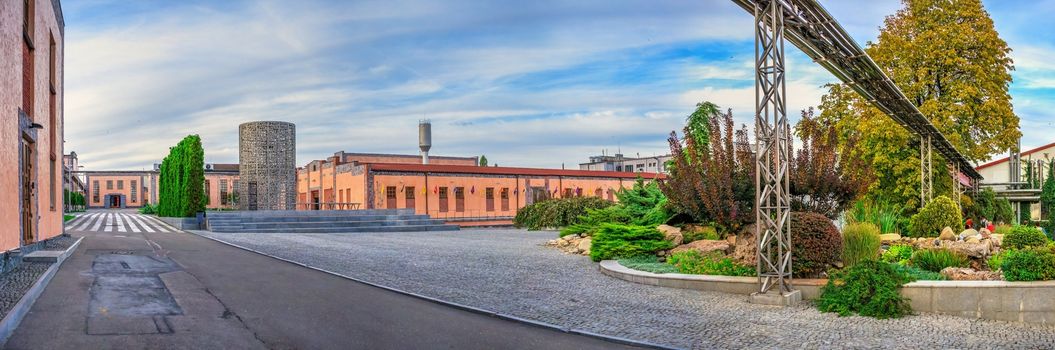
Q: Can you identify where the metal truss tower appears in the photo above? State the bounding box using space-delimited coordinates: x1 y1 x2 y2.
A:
921 135 933 207
753 0 793 297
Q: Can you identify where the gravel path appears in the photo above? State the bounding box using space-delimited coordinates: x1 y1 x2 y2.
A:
196 228 1055 349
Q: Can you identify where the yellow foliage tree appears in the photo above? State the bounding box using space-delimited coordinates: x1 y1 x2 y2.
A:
818 0 1019 212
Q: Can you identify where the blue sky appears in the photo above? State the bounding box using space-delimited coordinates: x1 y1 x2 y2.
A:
63 0 1055 170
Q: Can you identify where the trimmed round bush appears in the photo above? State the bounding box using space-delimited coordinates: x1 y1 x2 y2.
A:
842 222 881 268
909 249 969 273
908 195 962 238
1003 225 1049 250
1001 248 1055 282
791 212 843 277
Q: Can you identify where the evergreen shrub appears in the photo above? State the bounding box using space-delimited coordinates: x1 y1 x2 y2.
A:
666 250 754 276
589 224 674 262
817 260 913 319
513 196 612 231
1003 225 1049 250
1001 248 1055 282
907 196 962 238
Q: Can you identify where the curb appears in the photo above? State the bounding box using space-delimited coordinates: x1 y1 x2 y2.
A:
0 236 85 346
187 230 678 350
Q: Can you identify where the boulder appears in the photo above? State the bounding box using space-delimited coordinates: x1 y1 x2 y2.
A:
979 228 992 238
966 237 980 244
657 225 684 246
671 240 731 255
991 234 1003 247
726 235 737 245
879 233 902 242
732 223 758 266
959 229 979 241
939 240 990 259
939 227 956 241
577 238 592 252
940 267 1003 281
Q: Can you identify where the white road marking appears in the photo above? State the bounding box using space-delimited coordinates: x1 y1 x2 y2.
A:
123 213 142 233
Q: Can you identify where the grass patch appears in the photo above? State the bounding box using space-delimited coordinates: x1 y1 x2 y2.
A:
63 215 75 222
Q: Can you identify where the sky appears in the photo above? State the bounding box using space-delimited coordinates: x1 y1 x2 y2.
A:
63 0 1055 170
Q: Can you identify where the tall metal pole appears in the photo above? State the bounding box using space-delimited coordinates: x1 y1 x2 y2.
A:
754 0 793 297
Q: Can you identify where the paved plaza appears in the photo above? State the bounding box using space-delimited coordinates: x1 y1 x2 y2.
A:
197 228 1055 349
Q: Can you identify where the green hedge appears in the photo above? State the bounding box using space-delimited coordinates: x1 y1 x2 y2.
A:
908 196 962 238
158 135 206 218
1001 248 1055 282
1003 225 1049 250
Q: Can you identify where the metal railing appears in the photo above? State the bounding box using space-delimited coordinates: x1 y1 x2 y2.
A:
425 209 514 222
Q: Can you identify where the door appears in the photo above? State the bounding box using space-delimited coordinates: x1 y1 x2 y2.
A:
485 188 494 212
21 141 34 245
385 186 397 209
311 190 320 210
529 186 548 205
454 187 465 212
405 187 415 210
438 187 448 213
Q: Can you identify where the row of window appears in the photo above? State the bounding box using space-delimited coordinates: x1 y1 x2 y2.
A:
380 186 512 213
89 180 143 204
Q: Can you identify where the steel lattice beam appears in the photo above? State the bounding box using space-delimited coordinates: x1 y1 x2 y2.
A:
754 0 793 295
921 135 933 206
729 0 983 182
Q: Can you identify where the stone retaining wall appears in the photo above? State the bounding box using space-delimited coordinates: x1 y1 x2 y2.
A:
600 260 1055 325
154 216 199 230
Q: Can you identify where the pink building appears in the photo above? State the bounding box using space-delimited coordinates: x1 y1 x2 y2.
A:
83 163 240 210
1 0 65 251
296 152 664 226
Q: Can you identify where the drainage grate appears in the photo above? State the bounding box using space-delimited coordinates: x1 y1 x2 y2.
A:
111 251 137 255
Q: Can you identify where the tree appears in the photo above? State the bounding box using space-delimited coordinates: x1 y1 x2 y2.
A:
1042 161 1055 231
158 135 205 217
479 155 488 167
685 101 717 155
817 0 1019 213
661 106 755 235
790 108 868 219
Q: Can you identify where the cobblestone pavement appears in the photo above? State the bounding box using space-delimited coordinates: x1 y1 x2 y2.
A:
196 228 1055 349
0 262 51 320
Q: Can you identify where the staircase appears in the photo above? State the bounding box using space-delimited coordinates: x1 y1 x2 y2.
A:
206 209 459 233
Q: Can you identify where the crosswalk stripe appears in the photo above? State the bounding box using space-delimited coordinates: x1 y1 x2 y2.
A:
74 213 98 231
115 213 127 232
91 213 106 231
134 214 156 233
119 213 137 232
126 214 146 232
146 216 176 232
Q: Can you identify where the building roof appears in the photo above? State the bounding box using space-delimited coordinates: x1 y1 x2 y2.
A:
209 163 239 172
975 142 1055 171
340 152 477 161
367 163 666 179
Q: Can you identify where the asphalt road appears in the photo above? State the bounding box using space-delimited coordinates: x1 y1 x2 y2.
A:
6 210 644 350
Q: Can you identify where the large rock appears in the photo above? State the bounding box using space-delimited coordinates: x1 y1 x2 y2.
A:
979 228 992 238
732 223 758 266
990 234 1003 247
939 240 990 259
940 267 1003 281
657 224 684 246
879 233 902 242
939 227 956 241
959 229 979 241
671 240 731 255
577 237 592 252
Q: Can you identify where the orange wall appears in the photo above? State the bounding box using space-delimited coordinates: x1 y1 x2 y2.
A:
85 174 148 208
1 0 65 250
203 173 239 209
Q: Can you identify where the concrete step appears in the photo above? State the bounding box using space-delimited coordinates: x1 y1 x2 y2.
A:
229 215 431 223
210 225 459 234
235 220 445 229
206 209 414 218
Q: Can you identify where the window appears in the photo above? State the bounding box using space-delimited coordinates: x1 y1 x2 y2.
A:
117 180 123 190
405 187 415 210
220 179 228 205
500 188 509 211
563 188 574 198
594 188 602 197
107 180 113 190
439 187 449 212
484 188 495 212
454 187 465 212
339 189 344 203
131 180 137 203
204 180 211 204
22 0 35 118
607 189 614 201
47 35 56 212
93 181 100 203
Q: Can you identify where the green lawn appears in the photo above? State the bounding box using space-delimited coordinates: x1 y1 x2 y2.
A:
64 215 76 222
